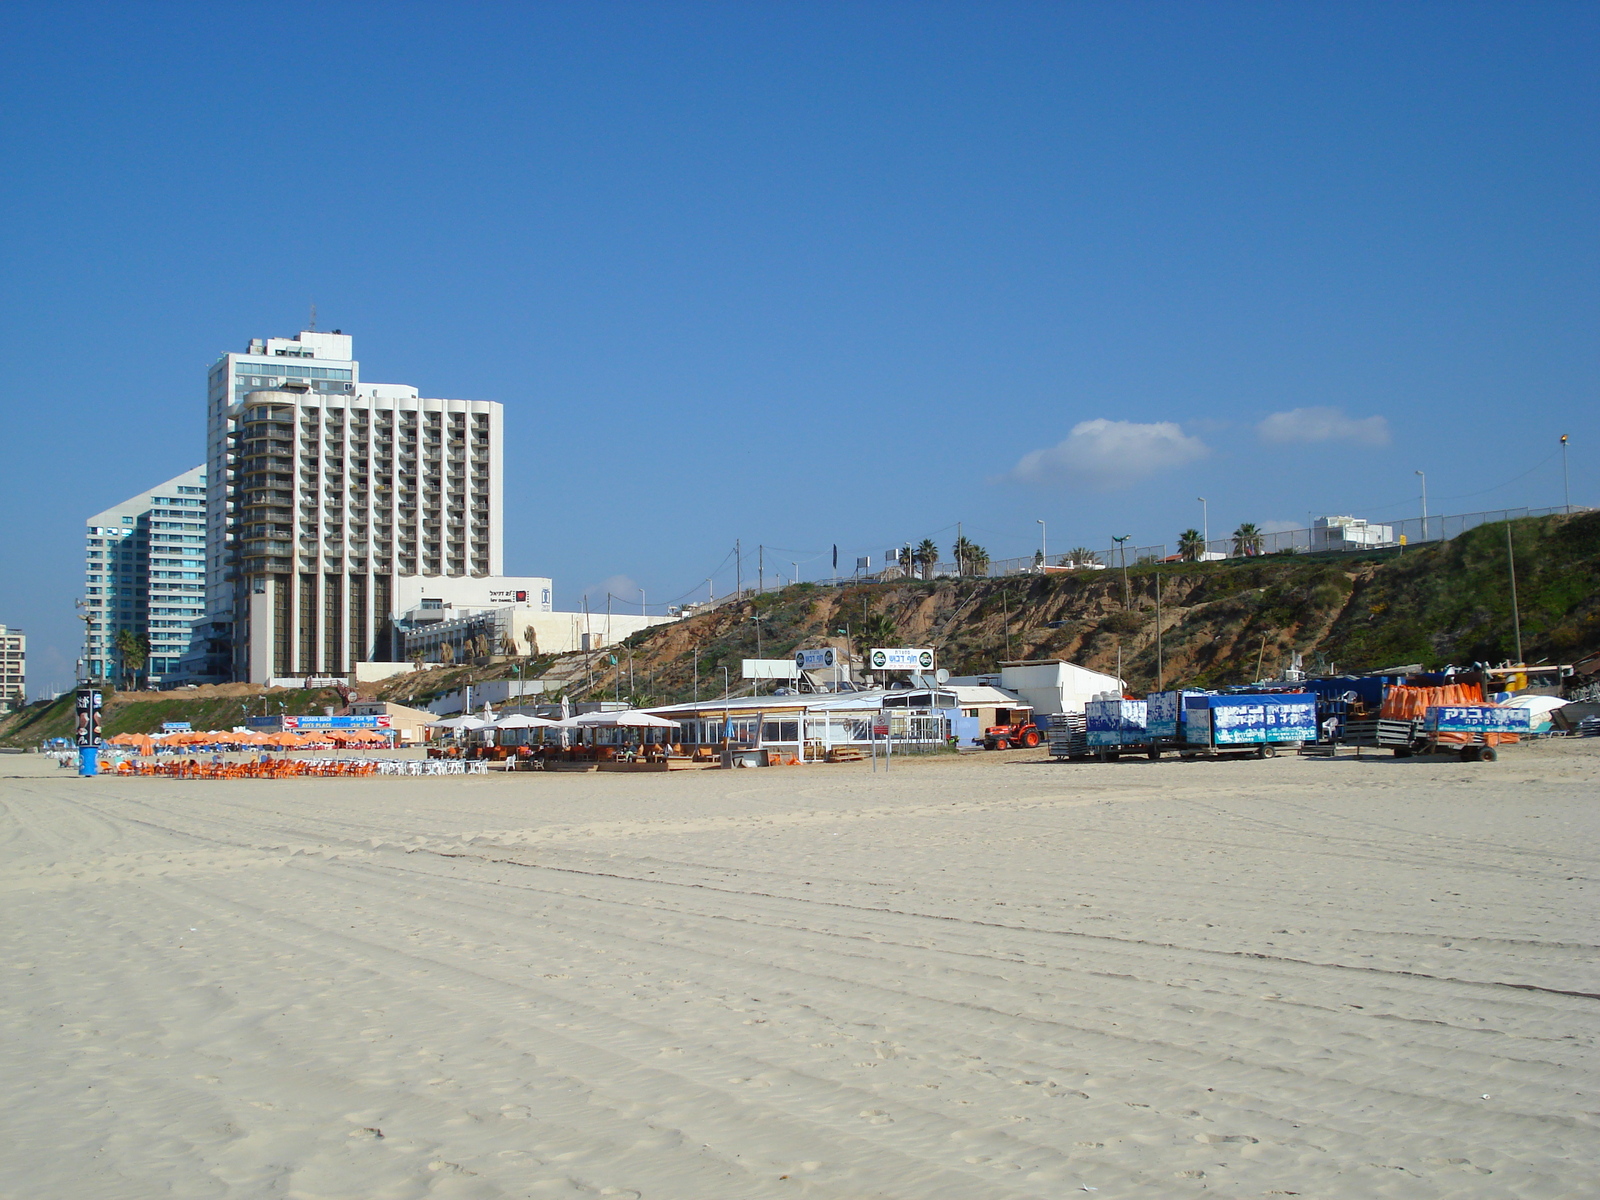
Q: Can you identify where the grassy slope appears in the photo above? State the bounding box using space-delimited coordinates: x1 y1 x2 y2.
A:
9 513 1590 746
551 512 1600 704
0 688 350 748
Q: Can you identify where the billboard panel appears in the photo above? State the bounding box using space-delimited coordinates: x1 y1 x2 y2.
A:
869 648 935 672
283 714 392 730
742 659 800 680
1423 705 1530 733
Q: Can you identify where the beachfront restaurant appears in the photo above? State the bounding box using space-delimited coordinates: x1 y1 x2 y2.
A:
645 689 952 764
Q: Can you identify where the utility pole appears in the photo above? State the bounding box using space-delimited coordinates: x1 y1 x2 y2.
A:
640 586 645 617
693 646 699 702
1561 434 1570 512
1416 470 1428 541
1037 518 1047 567
582 594 592 691
792 560 799 586
1114 535 1132 608
735 539 742 599
1506 521 1523 663
1198 497 1208 549
1155 573 1164 691
759 544 764 594
957 521 963 576
721 665 730 700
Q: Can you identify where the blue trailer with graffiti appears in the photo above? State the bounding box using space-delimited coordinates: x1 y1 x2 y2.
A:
1084 699 1153 759
1181 692 1317 758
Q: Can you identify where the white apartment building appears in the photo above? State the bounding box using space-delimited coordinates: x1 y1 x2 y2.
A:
81 467 208 684
196 329 509 683
0 625 24 713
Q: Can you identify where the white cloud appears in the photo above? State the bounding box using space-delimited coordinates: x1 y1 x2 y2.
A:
1256 406 1389 447
1007 419 1210 490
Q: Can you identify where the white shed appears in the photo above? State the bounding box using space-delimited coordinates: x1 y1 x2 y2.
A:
947 659 1124 716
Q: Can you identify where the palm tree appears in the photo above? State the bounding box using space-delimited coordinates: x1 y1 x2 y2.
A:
859 609 898 658
1067 547 1099 567
112 628 149 690
1177 528 1205 561
439 642 456 665
952 536 988 576
408 648 426 671
952 535 974 575
1232 522 1263 557
915 538 940 580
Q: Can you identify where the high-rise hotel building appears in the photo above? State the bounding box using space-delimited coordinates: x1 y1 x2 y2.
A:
82 466 208 683
0 625 24 713
198 330 506 683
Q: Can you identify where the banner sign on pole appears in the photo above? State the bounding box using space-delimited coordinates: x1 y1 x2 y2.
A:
869 648 935 672
794 648 838 670
74 688 103 747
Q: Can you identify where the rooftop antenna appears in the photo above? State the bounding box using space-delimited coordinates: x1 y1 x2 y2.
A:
308 302 317 331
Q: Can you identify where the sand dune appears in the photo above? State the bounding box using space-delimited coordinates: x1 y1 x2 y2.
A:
2 745 1597 1198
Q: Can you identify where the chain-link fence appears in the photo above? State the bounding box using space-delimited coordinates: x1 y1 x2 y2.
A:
703 504 1589 603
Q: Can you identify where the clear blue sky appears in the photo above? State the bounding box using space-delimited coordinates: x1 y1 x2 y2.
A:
2 1 1595 695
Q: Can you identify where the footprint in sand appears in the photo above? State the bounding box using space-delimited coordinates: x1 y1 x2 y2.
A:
1194 1134 1258 1144
858 1109 894 1124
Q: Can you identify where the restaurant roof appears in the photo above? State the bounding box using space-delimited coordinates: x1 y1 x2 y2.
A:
644 690 891 717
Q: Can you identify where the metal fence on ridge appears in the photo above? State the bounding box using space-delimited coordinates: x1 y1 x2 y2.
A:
697 504 1589 606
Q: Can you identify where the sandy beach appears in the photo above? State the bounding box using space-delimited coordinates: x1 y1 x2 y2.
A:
2 745 1596 1199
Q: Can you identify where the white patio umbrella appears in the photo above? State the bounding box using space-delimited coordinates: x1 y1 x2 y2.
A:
493 713 561 729
428 715 492 730
573 711 677 728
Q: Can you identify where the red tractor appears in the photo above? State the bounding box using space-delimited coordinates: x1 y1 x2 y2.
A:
983 716 1043 750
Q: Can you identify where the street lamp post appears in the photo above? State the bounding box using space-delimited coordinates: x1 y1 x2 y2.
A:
1197 497 1209 553
1561 435 1570 512
639 587 645 617
721 665 730 700
1036 519 1047 567
1416 470 1428 541
1113 535 1132 608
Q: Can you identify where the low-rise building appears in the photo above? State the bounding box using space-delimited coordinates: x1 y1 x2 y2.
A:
0 625 24 713
947 659 1124 716
1312 515 1395 551
401 604 673 664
